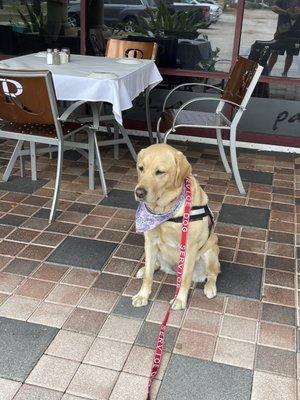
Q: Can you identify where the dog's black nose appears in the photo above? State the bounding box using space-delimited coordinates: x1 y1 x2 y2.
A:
135 187 147 199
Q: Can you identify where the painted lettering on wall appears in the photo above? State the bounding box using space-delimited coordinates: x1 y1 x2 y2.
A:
273 111 300 131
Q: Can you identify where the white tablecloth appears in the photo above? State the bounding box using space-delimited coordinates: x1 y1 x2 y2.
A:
0 54 163 124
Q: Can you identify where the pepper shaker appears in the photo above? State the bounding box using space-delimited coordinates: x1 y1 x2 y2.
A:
61 48 71 62
53 49 60 65
60 51 68 64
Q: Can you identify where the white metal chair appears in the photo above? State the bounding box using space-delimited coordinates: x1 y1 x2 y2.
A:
157 57 263 195
0 69 107 222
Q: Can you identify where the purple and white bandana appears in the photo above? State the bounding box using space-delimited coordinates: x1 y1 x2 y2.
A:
136 189 185 233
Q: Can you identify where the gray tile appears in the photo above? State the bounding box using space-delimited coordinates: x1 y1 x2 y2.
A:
34 208 62 220
261 303 296 326
297 329 300 353
0 214 27 227
158 354 253 400
3 259 40 276
53 149 82 161
255 345 296 377
112 296 151 320
47 237 117 270
198 262 262 299
218 204 270 229
67 203 95 214
0 317 58 381
0 177 47 194
100 189 137 209
135 321 178 352
240 170 273 185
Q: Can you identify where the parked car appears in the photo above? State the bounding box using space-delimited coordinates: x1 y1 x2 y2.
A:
195 0 222 23
174 0 222 23
68 0 149 27
171 1 211 27
68 0 211 28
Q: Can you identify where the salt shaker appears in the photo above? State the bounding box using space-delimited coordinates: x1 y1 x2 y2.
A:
53 49 60 65
46 48 53 65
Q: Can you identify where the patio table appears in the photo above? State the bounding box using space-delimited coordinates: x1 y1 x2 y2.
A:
0 53 162 125
0 53 163 189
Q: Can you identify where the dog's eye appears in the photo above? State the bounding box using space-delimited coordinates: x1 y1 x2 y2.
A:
156 170 165 176
138 166 144 172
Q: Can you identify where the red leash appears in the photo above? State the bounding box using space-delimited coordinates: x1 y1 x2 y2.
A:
147 177 192 400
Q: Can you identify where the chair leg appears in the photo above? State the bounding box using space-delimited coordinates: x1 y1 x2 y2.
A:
230 127 246 195
3 140 24 182
19 155 24 178
118 124 137 161
93 131 107 196
30 142 37 181
88 131 95 191
145 87 154 144
216 128 231 174
49 144 53 159
113 122 119 160
49 142 63 224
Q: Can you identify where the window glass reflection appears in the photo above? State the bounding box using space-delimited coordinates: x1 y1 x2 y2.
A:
241 0 300 78
88 0 237 72
0 1 81 58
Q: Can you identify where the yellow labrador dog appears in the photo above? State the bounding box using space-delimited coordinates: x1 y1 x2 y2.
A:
133 144 220 310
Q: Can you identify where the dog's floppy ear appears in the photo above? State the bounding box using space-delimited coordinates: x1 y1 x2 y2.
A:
174 151 192 187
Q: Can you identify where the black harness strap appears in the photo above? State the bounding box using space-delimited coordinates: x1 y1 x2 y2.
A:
167 205 214 224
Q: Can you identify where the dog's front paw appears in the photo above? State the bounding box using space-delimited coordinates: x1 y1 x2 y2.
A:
132 292 149 307
171 296 187 310
204 282 217 299
136 267 145 279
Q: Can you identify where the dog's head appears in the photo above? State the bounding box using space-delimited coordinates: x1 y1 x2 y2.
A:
135 144 191 204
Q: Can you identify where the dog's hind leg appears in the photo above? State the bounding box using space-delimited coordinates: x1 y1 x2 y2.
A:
203 240 220 299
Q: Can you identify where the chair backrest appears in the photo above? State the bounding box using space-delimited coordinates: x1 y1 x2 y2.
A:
106 39 158 60
0 69 58 126
222 57 263 108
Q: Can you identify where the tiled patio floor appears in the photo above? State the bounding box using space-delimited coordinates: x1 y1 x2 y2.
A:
0 137 299 399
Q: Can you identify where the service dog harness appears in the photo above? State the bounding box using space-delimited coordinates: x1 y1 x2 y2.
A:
135 177 214 400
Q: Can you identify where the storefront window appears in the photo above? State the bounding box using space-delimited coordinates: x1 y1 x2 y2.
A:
0 1 81 58
99 0 236 72
240 0 300 78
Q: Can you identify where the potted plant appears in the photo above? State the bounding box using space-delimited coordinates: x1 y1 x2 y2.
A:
134 2 205 39
113 2 207 67
17 1 45 34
